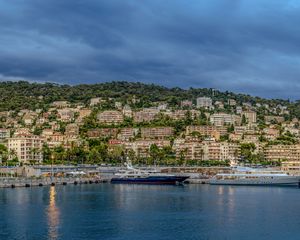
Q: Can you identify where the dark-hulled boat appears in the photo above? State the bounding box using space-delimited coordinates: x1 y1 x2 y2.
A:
111 163 189 185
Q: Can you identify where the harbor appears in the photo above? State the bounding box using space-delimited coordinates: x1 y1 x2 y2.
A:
0 164 299 188
0 177 106 188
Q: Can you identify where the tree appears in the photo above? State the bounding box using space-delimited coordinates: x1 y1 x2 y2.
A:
241 115 247 125
149 144 161 165
240 143 256 162
0 144 8 165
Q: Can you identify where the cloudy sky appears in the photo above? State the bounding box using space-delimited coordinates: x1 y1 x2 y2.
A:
0 0 300 99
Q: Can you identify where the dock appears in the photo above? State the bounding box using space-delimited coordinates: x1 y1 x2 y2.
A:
0 177 109 188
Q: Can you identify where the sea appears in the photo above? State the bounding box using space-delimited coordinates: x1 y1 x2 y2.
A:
0 184 299 240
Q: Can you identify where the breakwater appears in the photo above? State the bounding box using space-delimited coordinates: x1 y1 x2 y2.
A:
0 177 108 188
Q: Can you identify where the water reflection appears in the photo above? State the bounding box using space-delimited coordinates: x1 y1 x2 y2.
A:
47 187 60 240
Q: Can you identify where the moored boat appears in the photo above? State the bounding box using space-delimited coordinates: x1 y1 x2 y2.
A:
209 166 300 186
111 162 189 185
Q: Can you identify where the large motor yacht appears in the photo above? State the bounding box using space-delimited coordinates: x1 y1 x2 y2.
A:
209 166 300 186
111 162 189 185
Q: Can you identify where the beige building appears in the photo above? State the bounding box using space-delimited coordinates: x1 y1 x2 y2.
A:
228 99 237 106
77 109 92 122
265 116 285 124
181 100 193 107
97 111 124 125
141 127 174 139
175 140 203 161
186 125 220 140
87 128 118 139
164 110 199 121
133 108 159 123
8 134 43 163
210 113 236 127
174 139 240 162
52 101 69 108
264 144 300 162
125 140 170 158
281 161 300 175
90 97 103 106
57 108 75 122
117 128 138 141
202 142 240 162
263 127 280 140
65 123 79 137
242 111 257 124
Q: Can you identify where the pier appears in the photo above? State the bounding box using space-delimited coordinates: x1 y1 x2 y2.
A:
0 177 108 188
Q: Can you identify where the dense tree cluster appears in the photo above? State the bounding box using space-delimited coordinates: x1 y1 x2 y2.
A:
0 81 296 116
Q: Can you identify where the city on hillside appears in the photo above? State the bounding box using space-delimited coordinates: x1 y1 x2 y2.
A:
0 81 299 174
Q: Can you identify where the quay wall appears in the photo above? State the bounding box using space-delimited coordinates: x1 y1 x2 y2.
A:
0 177 108 188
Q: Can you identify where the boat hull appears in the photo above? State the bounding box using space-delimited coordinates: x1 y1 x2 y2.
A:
111 176 189 185
209 176 300 186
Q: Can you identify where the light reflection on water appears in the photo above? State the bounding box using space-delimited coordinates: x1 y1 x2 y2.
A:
47 186 60 240
0 184 299 240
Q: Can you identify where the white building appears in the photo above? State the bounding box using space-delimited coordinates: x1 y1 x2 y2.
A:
196 97 213 109
0 129 10 142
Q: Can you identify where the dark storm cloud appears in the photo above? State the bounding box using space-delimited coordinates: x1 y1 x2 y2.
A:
1 0 300 99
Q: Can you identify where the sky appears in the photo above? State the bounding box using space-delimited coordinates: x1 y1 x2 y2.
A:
0 0 300 99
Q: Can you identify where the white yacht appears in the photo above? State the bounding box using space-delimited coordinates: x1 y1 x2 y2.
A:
209 166 300 186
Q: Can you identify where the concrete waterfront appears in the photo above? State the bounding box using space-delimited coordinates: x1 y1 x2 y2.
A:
0 177 108 188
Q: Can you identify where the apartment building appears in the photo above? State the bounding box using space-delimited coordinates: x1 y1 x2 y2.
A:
264 144 300 162
242 111 257 124
141 127 174 139
263 127 280 140
281 161 300 175
228 99 237 106
210 113 236 127
46 133 65 148
202 142 240 162
52 101 69 108
87 128 118 139
196 97 213 109
97 111 124 125
265 116 285 124
0 128 10 142
164 110 199 120
76 109 92 122
8 134 43 163
133 108 159 123
175 140 240 162
186 125 220 140
117 128 138 140
181 100 193 107
57 108 75 122
90 97 103 106
125 140 170 158
65 123 79 137
175 140 203 161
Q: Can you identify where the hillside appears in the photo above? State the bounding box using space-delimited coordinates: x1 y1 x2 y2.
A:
0 80 298 117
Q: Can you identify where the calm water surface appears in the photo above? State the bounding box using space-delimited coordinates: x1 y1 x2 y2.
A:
0 184 299 240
